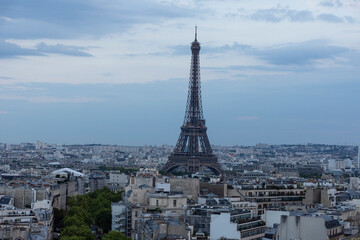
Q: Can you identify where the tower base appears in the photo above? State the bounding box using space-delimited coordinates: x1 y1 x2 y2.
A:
162 154 223 175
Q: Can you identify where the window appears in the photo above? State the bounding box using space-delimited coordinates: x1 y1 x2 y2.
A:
173 200 177 207
156 200 159 206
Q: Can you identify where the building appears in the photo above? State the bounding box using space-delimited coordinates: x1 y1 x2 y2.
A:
276 214 343 240
210 210 266 240
238 186 305 215
210 212 240 240
112 201 128 236
147 192 187 216
0 199 53 240
109 172 128 188
304 188 336 207
140 216 190 240
187 206 265 239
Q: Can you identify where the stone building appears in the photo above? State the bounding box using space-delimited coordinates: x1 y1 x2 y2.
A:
276 215 343 240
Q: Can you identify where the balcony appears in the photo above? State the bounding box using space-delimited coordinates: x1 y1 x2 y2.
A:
245 196 304 203
237 219 265 231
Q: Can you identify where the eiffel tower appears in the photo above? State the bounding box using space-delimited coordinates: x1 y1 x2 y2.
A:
162 28 223 175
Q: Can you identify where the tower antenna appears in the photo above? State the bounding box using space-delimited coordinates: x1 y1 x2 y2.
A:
195 26 197 41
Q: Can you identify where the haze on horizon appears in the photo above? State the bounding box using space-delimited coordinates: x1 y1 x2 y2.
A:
0 0 359 146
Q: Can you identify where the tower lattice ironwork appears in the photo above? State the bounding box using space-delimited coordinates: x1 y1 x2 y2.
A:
162 28 223 175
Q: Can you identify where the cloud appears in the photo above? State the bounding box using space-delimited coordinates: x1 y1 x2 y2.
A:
205 64 314 73
0 76 13 80
203 43 253 55
103 73 113 77
0 40 43 58
249 8 314 22
126 42 251 57
165 42 252 56
0 85 28 91
0 40 92 58
247 6 351 23
254 40 349 65
317 13 343 23
0 16 12 21
0 0 196 39
320 0 343 7
0 111 7 114
0 95 102 103
344 16 355 23
35 42 93 57
236 116 259 121
184 40 349 66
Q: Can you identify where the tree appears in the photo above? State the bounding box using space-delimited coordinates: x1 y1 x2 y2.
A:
61 236 86 240
94 208 112 233
61 188 124 238
61 225 95 240
102 231 131 240
54 208 66 231
67 206 92 226
64 215 86 228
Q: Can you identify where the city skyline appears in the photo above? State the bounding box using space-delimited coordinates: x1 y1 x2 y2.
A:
1 0 359 145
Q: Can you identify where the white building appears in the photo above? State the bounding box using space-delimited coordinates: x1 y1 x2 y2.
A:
111 202 127 235
210 212 241 240
276 215 342 240
147 193 187 216
51 168 84 177
155 182 170 193
109 172 128 188
262 210 290 228
328 159 336 170
277 215 327 240
0 198 53 240
350 177 359 190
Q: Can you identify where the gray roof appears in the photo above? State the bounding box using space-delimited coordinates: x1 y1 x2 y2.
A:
325 219 340 229
0 196 12 205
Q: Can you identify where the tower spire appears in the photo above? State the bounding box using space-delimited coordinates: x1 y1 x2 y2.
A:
195 26 197 41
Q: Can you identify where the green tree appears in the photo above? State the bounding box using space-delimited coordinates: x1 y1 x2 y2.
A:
60 188 124 238
67 196 77 207
61 236 86 240
67 206 92 226
61 225 95 240
54 208 66 231
94 208 112 233
64 215 86 228
102 231 131 240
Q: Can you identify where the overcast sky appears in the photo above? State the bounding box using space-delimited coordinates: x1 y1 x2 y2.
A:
0 0 359 146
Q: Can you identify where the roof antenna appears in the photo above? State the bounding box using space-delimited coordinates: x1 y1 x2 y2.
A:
195 25 197 41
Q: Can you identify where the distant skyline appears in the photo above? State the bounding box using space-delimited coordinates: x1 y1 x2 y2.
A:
1 0 359 145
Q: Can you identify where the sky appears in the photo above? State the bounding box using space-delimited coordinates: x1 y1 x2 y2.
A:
0 0 359 146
